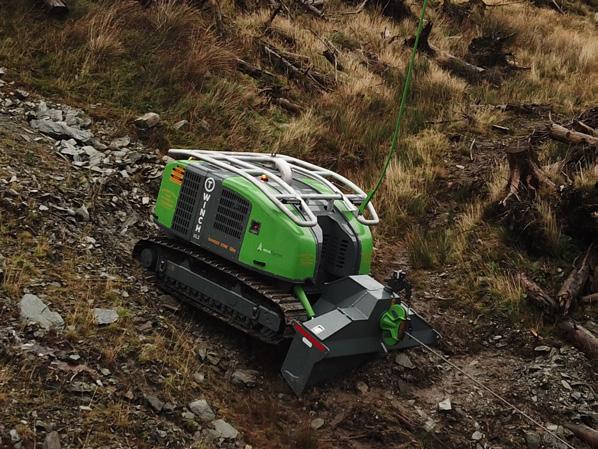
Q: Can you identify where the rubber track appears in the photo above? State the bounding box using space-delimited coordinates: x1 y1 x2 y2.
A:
134 236 307 344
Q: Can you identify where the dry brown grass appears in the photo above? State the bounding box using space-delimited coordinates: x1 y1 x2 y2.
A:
535 199 562 251
80 4 128 73
0 0 595 325
486 270 524 310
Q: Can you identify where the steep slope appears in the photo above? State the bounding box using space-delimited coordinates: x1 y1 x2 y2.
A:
1 0 597 448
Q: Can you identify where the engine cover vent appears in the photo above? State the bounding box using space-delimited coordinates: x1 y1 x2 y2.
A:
317 216 359 279
213 188 250 239
172 170 203 235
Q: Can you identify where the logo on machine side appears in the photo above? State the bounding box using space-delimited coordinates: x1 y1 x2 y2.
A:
193 177 215 240
204 177 215 193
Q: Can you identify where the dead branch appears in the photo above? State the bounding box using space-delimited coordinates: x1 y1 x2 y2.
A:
39 0 68 13
550 0 565 13
578 107 598 130
563 423 598 449
548 124 598 147
581 292 598 304
339 0 368 14
575 120 598 137
323 49 344 72
236 58 275 80
294 0 327 18
559 320 598 362
262 45 332 91
557 243 596 315
271 97 302 114
492 124 510 133
518 274 558 312
406 22 485 83
265 3 283 28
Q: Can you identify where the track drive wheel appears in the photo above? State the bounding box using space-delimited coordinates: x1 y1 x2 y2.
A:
139 246 158 270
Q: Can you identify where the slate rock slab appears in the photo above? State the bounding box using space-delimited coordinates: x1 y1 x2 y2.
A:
93 308 118 325
189 399 215 423
20 294 64 330
211 419 239 439
231 369 259 388
43 431 61 449
134 112 161 129
30 119 92 142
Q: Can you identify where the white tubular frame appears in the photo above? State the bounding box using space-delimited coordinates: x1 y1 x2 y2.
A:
168 149 379 227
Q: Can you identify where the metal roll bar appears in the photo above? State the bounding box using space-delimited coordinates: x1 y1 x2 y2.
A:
168 149 379 227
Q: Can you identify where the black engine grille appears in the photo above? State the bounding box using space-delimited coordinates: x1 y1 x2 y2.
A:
321 232 352 274
172 170 203 235
213 189 250 239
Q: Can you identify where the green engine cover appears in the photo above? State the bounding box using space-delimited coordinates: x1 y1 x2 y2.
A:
153 160 373 284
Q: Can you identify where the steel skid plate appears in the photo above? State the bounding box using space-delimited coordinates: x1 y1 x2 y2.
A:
281 275 439 395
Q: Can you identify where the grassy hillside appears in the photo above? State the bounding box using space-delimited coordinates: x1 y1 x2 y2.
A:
0 1 597 448
1 0 597 330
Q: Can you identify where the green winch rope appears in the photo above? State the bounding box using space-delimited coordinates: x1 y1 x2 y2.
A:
358 0 430 214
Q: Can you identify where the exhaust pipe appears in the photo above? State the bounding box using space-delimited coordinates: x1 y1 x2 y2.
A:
281 274 439 395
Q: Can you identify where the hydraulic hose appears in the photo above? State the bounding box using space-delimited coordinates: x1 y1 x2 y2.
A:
359 0 430 214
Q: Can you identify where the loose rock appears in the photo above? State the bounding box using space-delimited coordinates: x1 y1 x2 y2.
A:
231 369 259 388
134 112 161 129
93 308 119 325
524 431 541 449
30 119 92 142
43 431 61 449
356 381 368 394
472 431 484 441
109 136 130 149
438 398 452 412
75 205 90 222
189 399 215 422
20 294 64 330
534 345 551 353
173 119 189 130
211 419 239 439
311 418 325 430
395 353 416 369
145 394 164 413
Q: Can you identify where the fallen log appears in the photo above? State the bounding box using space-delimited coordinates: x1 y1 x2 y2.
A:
519 273 558 312
548 123 598 146
262 45 333 91
236 58 279 84
557 243 595 315
559 320 598 362
272 97 302 115
405 22 485 83
563 423 598 448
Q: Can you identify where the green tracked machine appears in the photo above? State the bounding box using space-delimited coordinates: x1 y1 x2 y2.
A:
134 149 438 394
134 0 437 394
